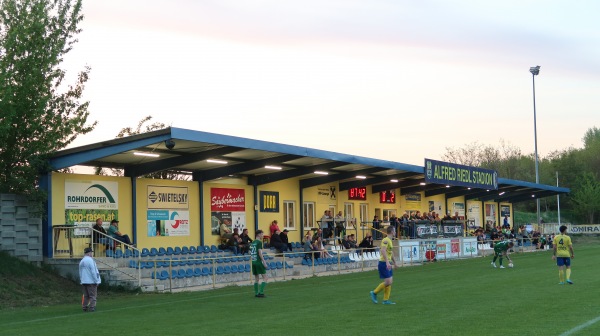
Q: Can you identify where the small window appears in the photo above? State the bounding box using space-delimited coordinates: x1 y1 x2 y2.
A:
284 200 296 229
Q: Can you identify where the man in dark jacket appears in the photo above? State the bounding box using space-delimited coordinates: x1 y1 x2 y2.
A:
270 229 288 253
280 229 293 252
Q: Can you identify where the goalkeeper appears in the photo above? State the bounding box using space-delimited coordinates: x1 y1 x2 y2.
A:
491 240 514 269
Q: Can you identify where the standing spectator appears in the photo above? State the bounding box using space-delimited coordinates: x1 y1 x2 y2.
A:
370 225 397 305
250 230 268 297
107 219 134 248
239 228 253 255
269 220 280 237
92 218 109 249
372 215 381 240
320 211 332 239
79 247 101 312
280 229 293 252
503 215 510 229
334 211 346 239
553 225 574 285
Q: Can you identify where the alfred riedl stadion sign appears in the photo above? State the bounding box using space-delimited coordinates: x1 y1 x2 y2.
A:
425 159 498 190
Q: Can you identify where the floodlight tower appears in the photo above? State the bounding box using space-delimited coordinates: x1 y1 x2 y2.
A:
530 65 541 225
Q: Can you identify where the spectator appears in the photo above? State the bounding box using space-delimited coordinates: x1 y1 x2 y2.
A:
303 231 314 260
372 215 381 240
107 219 134 249
220 219 232 239
79 247 101 312
503 215 510 229
239 228 253 255
270 229 288 253
92 218 109 249
348 234 358 249
341 235 351 249
226 233 241 255
269 220 280 237
280 229 293 252
320 211 332 239
312 235 331 259
334 211 345 239
359 234 374 253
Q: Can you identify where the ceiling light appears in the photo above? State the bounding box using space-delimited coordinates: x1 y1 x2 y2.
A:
314 171 328 175
356 175 366 179
446 185 450 188
499 191 506 196
420 182 426 186
207 159 228 164
390 179 398 183
133 152 159 157
265 165 282 170
467 187 471 190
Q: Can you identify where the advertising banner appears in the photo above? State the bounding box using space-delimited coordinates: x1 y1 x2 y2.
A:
415 223 438 239
147 185 189 209
147 210 189 236
260 191 279 212
425 158 498 190
461 237 478 257
65 180 119 235
398 240 421 263
211 188 246 211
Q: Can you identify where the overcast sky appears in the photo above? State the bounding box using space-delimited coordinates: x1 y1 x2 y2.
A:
63 0 600 166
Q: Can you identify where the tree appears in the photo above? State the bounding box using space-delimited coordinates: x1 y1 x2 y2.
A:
0 0 95 194
95 116 189 180
570 172 600 224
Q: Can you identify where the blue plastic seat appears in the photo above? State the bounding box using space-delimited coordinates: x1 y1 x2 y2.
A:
238 264 245 273
243 255 250 261
285 262 294 269
174 246 182 255
171 269 178 279
177 269 186 278
181 246 189 255
203 246 210 253
185 268 194 278
196 246 204 254
159 270 169 280
276 261 283 269
129 260 137 268
244 264 251 272
158 247 166 256
124 249 133 258
201 267 210 276
189 246 197 254
166 247 174 255
114 249 123 258
150 247 158 257
301 258 309 266
105 249 114 257
210 245 218 253
141 248 150 257
223 265 231 274
216 266 225 274
132 249 140 258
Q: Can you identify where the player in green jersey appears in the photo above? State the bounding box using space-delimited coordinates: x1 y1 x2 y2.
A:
250 230 268 297
491 240 514 269
552 225 574 285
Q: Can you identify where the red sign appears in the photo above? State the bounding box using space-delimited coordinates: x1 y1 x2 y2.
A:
348 187 367 200
210 188 246 211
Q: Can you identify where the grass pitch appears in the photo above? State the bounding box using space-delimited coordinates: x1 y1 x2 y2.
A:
1 244 599 335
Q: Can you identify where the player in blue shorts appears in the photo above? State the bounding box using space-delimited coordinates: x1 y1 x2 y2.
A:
370 225 397 305
552 225 574 285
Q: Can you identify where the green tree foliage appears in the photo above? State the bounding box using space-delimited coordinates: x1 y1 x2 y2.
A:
0 0 95 194
444 128 600 224
570 172 600 224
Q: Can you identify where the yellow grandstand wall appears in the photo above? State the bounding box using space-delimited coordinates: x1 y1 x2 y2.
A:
398 191 425 216
466 200 483 229
446 196 465 218
426 194 446 216
50 172 133 251
257 178 302 243
135 178 199 249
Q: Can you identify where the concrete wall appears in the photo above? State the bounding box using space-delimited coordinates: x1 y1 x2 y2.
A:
0 193 43 263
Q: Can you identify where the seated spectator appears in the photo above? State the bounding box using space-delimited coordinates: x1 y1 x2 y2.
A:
358 234 374 253
107 219 134 249
220 219 233 239
303 232 314 260
92 218 109 249
270 229 288 253
239 228 252 255
226 233 241 255
269 220 280 237
312 236 331 259
280 229 293 252
348 234 358 249
341 235 351 249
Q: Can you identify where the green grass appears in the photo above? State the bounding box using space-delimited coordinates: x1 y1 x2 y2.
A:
1 245 599 335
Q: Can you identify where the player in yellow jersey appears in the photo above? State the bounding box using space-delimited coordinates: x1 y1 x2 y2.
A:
370 225 397 305
552 225 574 285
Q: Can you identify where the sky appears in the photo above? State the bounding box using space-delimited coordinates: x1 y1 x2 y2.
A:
63 0 600 166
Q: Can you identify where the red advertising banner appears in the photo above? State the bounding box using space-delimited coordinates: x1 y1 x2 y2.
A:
210 188 246 211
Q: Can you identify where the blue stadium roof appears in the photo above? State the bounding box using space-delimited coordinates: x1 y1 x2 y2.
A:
49 127 569 203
